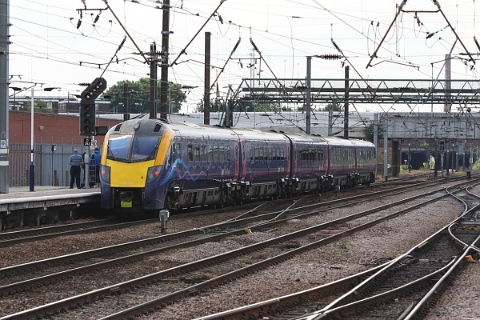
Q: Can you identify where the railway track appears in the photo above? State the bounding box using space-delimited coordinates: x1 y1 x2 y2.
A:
0 174 467 247
0 179 474 319
0 177 466 292
196 185 480 320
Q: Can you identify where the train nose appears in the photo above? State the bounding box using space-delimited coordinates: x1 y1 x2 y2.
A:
119 191 134 202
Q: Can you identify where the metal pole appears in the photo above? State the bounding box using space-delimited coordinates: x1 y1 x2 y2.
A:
441 153 444 176
30 88 35 191
204 32 211 125
85 148 90 189
160 0 170 120
384 117 388 181
374 113 378 178
0 0 10 193
306 56 311 134
434 138 438 177
328 107 333 136
452 144 458 172
124 83 130 121
408 143 411 172
344 65 349 138
149 43 157 119
446 149 450 176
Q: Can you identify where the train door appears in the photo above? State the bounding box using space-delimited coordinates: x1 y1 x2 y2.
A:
233 138 239 181
200 138 208 179
292 141 297 178
328 144 333 175
206 137 213 178
285 139 291 178
241 137 247 181
354 146 359 173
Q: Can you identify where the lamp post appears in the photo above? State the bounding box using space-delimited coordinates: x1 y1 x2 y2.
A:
29 87 60 191
51 144 57 186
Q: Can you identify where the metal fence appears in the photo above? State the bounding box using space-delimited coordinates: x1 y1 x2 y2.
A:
9 143 99 187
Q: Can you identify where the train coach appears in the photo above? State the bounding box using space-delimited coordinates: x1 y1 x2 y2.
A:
99 116 376 213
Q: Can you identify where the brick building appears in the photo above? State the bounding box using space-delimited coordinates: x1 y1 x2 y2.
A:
8 111 122 145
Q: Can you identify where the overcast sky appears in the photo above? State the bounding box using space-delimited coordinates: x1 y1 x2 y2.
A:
8 0 480 113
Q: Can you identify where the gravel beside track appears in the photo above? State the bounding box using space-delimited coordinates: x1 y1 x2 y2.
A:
146 197 466 320
1 181 479 319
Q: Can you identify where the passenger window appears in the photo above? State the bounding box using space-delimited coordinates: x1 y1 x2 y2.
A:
201 145 207 161
194 147 200 162
188 145 193 162
207 145 213 162
219 147 225 162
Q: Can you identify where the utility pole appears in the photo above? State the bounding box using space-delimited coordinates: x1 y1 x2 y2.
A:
149 43 158 119
159 0 170 120
124 83 130 121
0 0 9 193
434 138 438 177
204 32 211 125
306 56 311 134
384 117 388 181
344 66 349 139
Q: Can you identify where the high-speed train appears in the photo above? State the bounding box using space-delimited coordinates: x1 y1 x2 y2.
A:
99 116 376 212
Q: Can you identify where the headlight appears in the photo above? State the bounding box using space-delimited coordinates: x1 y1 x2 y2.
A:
146 165 162 184
100 165 110 183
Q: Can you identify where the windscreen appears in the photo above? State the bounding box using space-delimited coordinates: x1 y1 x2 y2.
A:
107 135 160 162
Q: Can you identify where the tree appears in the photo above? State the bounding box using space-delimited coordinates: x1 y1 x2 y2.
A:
26 99 53 114
104 78 186 114
319 102 342 112
196 98 228 113
363 122 383 142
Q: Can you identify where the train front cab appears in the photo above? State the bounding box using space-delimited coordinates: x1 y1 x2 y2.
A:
100 119 174 213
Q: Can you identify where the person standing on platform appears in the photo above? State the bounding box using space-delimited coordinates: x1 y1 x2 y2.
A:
69 149 84 189
90 147 101 186
81 151 86 188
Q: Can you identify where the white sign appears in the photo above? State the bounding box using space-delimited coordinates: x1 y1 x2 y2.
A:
90 139 97 150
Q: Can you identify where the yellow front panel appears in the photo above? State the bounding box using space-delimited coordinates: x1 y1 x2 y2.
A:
108 159 155 187
155 129 174 166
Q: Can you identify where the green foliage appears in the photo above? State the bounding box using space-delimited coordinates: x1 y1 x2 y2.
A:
420 140 429 148
104 78 186 114
195 98 227 113
26 99 54 114
318 102 342 112
472 158 480 170
363 122 383 143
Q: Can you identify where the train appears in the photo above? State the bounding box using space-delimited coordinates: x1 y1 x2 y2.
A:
99 116 376 213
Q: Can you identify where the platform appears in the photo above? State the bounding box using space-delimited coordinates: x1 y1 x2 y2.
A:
0 186 101 230
0 185 100 201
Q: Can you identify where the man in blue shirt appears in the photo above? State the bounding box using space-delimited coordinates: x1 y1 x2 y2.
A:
69 149 84 189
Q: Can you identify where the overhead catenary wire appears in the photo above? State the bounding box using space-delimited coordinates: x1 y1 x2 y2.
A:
209 38 241 92
170 0 226 67
102 0 149 63
99 36 127 79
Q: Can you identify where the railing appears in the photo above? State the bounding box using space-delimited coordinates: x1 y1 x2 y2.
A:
8 143 99 187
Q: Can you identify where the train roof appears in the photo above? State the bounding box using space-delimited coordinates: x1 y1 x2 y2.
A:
108 117 374 147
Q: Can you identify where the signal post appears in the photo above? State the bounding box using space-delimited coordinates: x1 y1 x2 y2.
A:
80 78 107 188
